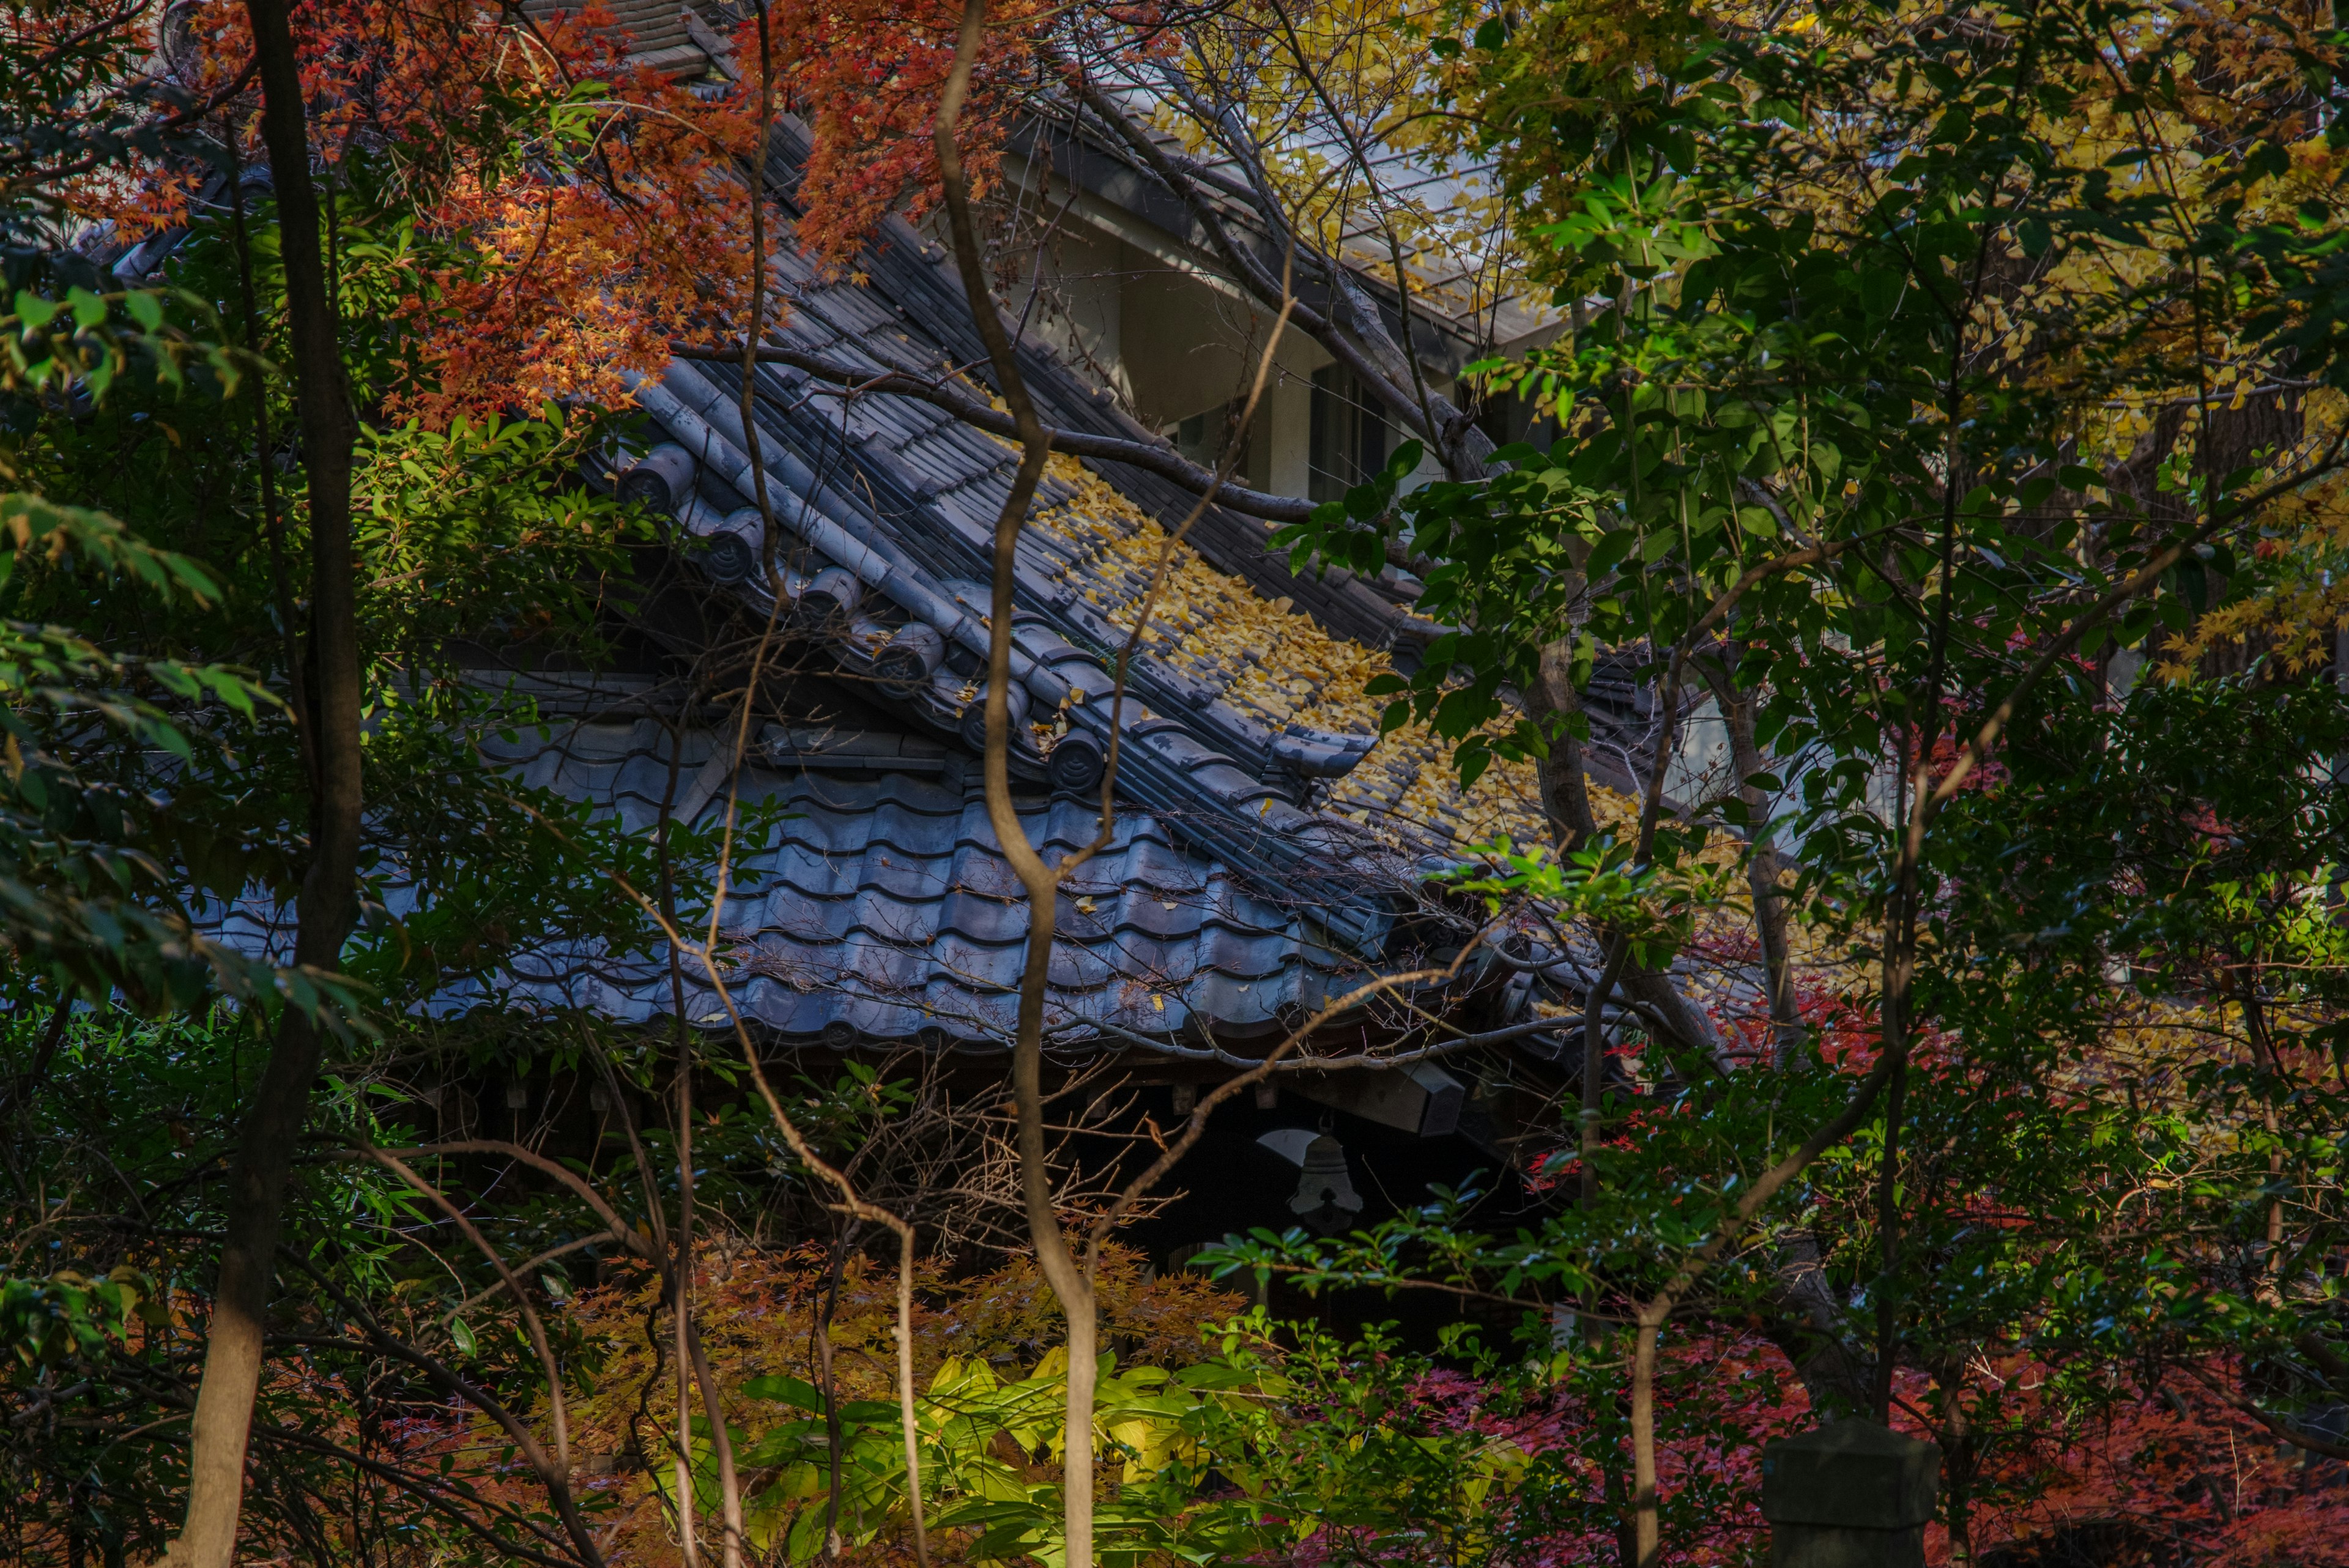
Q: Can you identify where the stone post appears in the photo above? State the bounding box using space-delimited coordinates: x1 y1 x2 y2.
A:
1760 1419 1940 1568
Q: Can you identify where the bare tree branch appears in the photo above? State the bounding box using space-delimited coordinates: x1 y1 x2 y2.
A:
667 341 1314 522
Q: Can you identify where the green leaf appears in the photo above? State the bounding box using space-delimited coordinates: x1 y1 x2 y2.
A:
1859 266 1906 317
747 1374 826 1411
13 291 59 332
1586 528 1638 577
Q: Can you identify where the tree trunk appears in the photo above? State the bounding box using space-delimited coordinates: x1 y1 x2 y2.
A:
1932 1356 1978 1566
1630 1308 1663 1568
935 5 1097 1561
1524 639 1601 850
1524 639 1724 1060
1693 658 1800 1065
165 3 362 1562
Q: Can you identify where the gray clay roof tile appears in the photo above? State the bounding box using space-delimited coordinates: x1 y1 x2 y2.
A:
390 725 1390 1047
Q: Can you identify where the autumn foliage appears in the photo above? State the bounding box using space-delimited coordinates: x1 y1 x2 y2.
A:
14 0 2349 1562
68 0 1052 423
333 1241 2349 1567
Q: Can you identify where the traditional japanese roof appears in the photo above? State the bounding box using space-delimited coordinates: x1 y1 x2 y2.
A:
506 121 1689 1050
472 717 1397 1049
177 113 1678 1052
519 0 730 76
81 22 1690 1057
609 130 1488 888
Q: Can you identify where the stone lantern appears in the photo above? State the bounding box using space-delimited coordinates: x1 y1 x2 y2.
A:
1760 1419 1940 1568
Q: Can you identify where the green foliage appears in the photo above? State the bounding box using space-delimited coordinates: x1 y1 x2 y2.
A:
0 488 231 603
1438 830 1734 970
1134 1321 1542 1568
6 286 251 403
1290 0 2349 860
0 1267 163 1371
715 1350 1255 1566
671 1320 1556 1568
0 319 355 1016
351 409 644 668
0 1009 442 1566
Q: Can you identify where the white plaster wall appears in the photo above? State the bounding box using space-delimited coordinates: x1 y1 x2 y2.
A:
1264 365 1313 499
1397 399 1455 494
1118 263 1293 429
974 180 1392 504
1011 220 1129 406
1243 389 1274 493
1663 695 1735 810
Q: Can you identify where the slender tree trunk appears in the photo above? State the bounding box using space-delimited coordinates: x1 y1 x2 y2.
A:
1526 639 1600 852
166 3 362 1564
932 3 1096 1561
1690 659 1875 1408
1693 659 1800 1066
1874 728 1919 1423
1932 1356 1977 1566
1575 916 1637 1568
221 127 311 784
672 1009 704 1568
2239 976 2290 1307
1629 1306 1664 1568
891 1223 931 1568
655 732 706 1568
1525 639 1722 1059
818 1230 849 1559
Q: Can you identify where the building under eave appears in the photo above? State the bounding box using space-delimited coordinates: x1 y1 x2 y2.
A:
436 115 1764 1098
181 87 1754 1216
494 117 1558 1066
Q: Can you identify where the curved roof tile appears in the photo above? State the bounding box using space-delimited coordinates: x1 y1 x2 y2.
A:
445 723 1384 1047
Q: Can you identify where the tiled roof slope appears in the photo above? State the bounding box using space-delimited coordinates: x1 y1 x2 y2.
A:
752 121 1427 656
610 171 1390 945
472 721 1386 1049
609 123 1612 944
576 122 1704 1047
634 363 1404 949
521 0 715 76
1020 456 1562 851
192 667 1436 1047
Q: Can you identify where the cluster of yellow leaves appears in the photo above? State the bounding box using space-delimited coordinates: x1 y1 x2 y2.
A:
1028 451 1566 853
2154 399 2349 680
1783 4 2349 679
1022 452 1842 1035
1122 0 1538 338
1992 26 2349 681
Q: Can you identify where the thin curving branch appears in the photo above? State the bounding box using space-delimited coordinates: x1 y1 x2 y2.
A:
354 1144 577 1476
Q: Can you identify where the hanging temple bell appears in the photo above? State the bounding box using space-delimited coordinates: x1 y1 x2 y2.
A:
1290 1134 1364 1235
